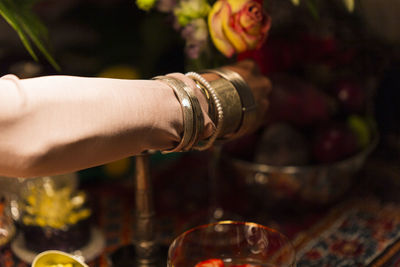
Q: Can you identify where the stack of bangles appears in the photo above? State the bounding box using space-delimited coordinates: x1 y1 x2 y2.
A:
153 68 257 153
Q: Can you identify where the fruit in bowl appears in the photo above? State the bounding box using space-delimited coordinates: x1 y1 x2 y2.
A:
222 74 378 207
331 79 365 114
312 123 358 164
256 74 375 165
267 75 334 127
254 123 310 166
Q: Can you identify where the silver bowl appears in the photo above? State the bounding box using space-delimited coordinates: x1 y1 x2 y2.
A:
224 136 379 207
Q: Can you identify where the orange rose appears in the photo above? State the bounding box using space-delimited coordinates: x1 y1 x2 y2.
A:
208 0 271 57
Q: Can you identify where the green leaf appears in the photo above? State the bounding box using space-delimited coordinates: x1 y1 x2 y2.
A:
0 0 60 71
19 10 60 70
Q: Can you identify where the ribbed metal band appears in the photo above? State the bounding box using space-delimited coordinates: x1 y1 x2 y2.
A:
204 68 258 138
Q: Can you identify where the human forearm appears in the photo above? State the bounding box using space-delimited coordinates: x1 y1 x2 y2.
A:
0 60 270 178
0 75 185 177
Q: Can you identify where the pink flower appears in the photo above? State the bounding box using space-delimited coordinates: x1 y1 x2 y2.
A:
208 0 271 57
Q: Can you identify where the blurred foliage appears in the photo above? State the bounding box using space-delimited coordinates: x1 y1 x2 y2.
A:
0 0 59 70
0 0 185 75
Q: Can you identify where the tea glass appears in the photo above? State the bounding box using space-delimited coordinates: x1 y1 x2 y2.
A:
168 221 296 267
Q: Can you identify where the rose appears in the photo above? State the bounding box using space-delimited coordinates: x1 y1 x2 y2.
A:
208 0 271 57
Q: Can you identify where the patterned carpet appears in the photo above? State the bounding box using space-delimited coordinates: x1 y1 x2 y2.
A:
293 198 400 266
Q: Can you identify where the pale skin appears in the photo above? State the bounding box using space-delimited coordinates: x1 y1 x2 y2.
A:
0 60 271 178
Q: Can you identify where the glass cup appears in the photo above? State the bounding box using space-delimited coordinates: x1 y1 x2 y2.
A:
168 221 296 267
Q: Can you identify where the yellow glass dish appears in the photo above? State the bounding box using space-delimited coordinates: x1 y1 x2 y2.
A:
32 250 88 267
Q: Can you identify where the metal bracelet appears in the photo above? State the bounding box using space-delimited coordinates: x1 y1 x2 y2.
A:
209 78 242 139
153 76 196 152
185 71 224 151
205 68 258 138
166 76 205 150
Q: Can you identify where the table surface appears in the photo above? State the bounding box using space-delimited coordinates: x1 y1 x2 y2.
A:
2 151 400 267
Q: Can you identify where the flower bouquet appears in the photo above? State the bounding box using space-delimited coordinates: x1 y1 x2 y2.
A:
0 0 357 70
137 0 272 70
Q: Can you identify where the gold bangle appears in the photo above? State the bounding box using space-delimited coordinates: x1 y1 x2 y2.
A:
205 68 257 138
185 72 224 151
209 78 242 139
153 76 197 152
163 76 204 151
165 76 204 150
175 77 205 150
